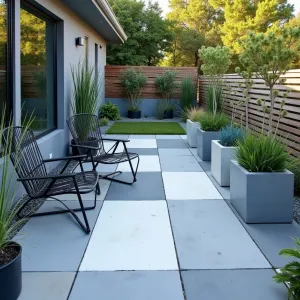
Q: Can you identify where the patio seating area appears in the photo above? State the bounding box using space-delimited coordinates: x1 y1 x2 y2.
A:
17 133 300 300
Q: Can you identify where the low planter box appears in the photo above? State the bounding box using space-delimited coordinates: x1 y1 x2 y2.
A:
230 160 294 224
211 140 237 187
197 128 219 161
128 110 141 119
187 119 200 148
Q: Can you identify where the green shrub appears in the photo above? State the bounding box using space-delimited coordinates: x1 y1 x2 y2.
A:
180 76 195 110
198 112 230 131
236 134 288 172
99 102 120 121
99 117 109 126
219 125 245 147
207 85 222 113
121 68 147 111
273 238 300 300
286 156 300 196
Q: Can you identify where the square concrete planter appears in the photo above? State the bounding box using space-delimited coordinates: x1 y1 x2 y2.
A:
187 119 200 148
197 128 219 161
211 140 237 187
230 160 294 224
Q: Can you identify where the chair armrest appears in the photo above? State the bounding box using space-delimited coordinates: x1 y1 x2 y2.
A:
102 138 130 143
18 173 76 182
43 155 86 163
69 144 99 151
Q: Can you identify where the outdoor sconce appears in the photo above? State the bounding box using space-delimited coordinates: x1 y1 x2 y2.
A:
75 37 84 47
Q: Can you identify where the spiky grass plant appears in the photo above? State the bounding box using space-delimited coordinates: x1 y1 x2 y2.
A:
0 110 33 262
198 112 230 132
219 125 245 147
180 76 195 110
71 61 102 115
273 238 300 300
236 133 288 172
186 107 205 122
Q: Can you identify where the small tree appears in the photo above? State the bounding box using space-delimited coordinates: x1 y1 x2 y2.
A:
155 70 178 112
239 29 300 135
121 68 147 112
199 46 231 117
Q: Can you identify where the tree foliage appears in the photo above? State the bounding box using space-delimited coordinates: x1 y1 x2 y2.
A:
107 0 174 66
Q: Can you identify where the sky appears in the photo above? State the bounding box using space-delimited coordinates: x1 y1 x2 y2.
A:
158 0 300 16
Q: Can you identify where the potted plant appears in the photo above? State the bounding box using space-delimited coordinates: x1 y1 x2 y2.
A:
230 133 293 223
273 238 300 300
155 70 178 119
211 125 245 187
121 68 147 119
197 112 230 161
186 107 204 148
0 111 33 300
180 76 196 111
70 61 102 154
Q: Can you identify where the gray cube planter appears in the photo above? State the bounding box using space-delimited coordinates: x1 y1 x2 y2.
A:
211 140 237 187
197 128 219 161
230 160 294 224
187 119 200 148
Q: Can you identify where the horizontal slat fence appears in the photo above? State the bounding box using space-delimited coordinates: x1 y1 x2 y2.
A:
199 70 300 157
105 65 198 99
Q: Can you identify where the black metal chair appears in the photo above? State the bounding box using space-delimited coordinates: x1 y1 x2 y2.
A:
2 126 100 234
67 113 139 185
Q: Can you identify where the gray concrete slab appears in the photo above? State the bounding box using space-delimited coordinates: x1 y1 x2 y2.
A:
160 155 204 172
16 200 102 271
156 139 188 149
207 171 230 200
127 148 158 155
182 270 287 300
19 272 75 300
104 134 130 139
69 271 184 300
168 200 270 269
156 135 182 139
105 172 165 200
129 135 156 139
158 148 193 156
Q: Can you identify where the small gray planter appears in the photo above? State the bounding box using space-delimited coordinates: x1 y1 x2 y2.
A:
197 128 219 161
187 119 200 148
211 140 237 187
230 160 294 224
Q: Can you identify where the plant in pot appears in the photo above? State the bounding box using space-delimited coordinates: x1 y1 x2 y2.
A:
273 238 300 300
155 70 178 119
197 112 230 161
70 60 102 155
0 111 33 300
121 68 147 119
186 107 205 148
211 125 245 187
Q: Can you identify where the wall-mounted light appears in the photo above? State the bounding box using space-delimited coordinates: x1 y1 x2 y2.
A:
75 37 84 47
99 45 103 49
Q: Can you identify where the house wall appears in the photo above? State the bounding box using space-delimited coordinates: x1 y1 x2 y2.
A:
3 0 108 201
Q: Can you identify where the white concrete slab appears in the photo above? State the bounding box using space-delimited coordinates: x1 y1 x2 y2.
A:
117 155 161 172
80 201 178 271
162 172 223 200
129 135 156 139
156 135 181 139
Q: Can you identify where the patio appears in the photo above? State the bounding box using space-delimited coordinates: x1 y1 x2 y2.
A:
16 134 300 300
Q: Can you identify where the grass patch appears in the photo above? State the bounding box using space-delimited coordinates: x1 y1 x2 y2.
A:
106 122 186 135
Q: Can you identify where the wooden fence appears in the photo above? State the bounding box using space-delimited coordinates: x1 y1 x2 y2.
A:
105 65 198 99
199 70 300 157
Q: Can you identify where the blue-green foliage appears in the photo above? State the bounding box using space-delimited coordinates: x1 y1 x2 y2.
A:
219 125 245 147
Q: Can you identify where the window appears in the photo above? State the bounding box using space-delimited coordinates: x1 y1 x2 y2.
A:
0 0 7 115
20 3 56 135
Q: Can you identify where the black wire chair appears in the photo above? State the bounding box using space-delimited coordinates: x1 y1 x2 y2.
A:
2 126 100 234
67 113 139 185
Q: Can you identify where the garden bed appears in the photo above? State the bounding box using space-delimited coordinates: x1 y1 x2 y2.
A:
106 121 186 135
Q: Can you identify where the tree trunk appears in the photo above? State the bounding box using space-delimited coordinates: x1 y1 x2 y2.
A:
268 87 274 136
194 52 199 68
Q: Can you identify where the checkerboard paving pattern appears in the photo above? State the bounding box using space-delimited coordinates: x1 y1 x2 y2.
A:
18 134 299 300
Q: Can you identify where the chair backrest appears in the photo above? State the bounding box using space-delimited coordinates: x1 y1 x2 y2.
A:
2 126 48 197
67 113 105 156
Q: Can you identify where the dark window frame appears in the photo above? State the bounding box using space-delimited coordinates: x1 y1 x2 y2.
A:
20 0 58 137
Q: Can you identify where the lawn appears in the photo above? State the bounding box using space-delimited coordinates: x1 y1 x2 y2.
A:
106 122 186 135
